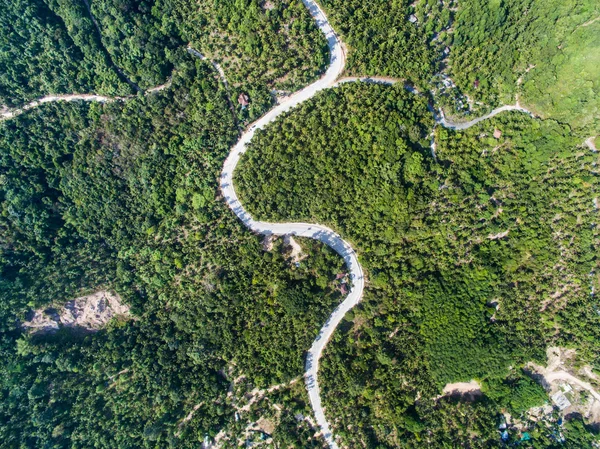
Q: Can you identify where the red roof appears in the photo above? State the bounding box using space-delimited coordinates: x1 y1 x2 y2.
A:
238 93 249 106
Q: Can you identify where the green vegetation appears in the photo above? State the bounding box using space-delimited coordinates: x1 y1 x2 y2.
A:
2 1 600 447
315 0 599 132
228 378 327 447
188 0 328 90
86 0 184 89
178 0 329 122
483 374 548 415
0 0 326 117
0 0 131 107
319 0 438 87
236 82 599 446
449 0 600 132
0 60 338 447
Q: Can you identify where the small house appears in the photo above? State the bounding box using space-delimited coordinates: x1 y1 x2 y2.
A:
238 93 250 109
493 129 502 139
408 14 418 24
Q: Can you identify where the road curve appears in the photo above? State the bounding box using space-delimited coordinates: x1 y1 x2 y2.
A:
218 2 541 448
437 104 536 130
0 3 577 445
219 1 348 446
334 76 537 129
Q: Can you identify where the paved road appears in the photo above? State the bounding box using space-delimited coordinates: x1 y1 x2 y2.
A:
219 1 347 446
217 4 541 449
0 5 587 445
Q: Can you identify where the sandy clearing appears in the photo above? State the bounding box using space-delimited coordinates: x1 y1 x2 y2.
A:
527 347 600 426
23 291 130 333
283 235 305 263
585 136 598 152
442 380 481 395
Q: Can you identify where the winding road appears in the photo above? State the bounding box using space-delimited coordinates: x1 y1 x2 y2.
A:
218 6 538 445
1 2 595 446
219 1 347 446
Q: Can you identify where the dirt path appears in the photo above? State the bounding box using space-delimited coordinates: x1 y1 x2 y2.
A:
1 94 117 120
437 104 536 130
544 371 600 402
442 380 481 395
186 46 229 88
146 81 172 93
187 46 237 124
577 15 600 30
0 51 220 122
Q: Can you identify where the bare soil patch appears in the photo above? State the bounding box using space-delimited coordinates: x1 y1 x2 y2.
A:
439 380 482 401
526 347 600 427
23 291 130 333
283 235 305 264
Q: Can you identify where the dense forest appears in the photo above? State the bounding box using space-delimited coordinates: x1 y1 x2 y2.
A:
2 0 599 447
0 0 132 107
318 0 438 88
0 0 326 118
85 0 328 110
314 0 599 133
0 58 341 447
236 82 600 446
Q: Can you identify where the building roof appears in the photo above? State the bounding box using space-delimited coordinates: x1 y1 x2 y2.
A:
238 93 249 106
